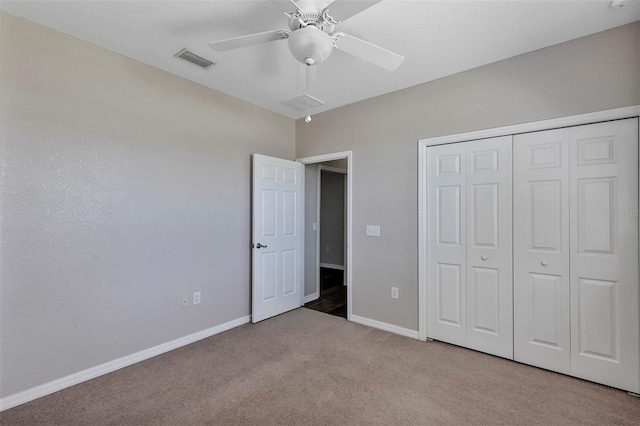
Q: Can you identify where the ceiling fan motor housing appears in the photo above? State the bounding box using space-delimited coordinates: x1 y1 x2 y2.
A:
287 26 334 65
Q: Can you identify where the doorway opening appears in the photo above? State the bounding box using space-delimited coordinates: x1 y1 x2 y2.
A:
297 151 352 320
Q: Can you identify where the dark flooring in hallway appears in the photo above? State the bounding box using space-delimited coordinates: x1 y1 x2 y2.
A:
304 268 346 318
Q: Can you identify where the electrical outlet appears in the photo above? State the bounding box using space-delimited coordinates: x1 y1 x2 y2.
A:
193 291 201 305
181 295 189 308
391 287 399 300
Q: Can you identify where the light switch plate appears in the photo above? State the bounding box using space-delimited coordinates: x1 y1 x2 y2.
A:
366 225 381 237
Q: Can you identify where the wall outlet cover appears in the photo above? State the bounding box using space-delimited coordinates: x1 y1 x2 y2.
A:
366 225 381 237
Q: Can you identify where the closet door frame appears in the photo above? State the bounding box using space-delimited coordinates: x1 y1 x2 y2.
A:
418 105 640 342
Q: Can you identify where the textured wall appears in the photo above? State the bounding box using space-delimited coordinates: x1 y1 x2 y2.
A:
296 22 640 331
0 12 295 398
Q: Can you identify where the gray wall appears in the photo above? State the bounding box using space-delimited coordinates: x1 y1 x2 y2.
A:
0 12 295 398
296 22 640 331
320 171 345 266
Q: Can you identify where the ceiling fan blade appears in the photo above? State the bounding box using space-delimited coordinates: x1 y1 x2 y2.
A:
269 0 302 13
323 0 383 23
333 32 404 71
209 30 290 52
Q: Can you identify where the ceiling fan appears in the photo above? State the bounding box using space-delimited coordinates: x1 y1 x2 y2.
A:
209 0 404 71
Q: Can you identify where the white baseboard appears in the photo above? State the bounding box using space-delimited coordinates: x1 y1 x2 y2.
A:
304 292 319 303
350 314 420 340
0 315 251 412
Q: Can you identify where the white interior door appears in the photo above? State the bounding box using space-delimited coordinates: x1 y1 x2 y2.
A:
427 143 467 346
252 154 303 323
513 129 571 374
465 136 513 359
569 118 639 392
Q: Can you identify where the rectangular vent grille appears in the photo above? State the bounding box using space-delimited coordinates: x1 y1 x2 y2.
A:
282 94 325 112
174 48 215 69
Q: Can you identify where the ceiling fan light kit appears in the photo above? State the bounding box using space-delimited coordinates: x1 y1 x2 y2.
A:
287 26 334 66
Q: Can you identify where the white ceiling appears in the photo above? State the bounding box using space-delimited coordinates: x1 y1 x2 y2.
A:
2 0 639 119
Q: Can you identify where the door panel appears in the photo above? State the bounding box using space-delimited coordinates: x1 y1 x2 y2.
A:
577 178 614 254
528 273 564 349
282 249 296 295
470 266 499 334
569 118 639 392
438 186 462 245
514 129 571 374
531 181 562 251
261 252 277 301
437 263 463 326
466 136 513 358
577 278 617 360
427 144 466 346
471 184 498 247
262 190 277 236
252 154 303 323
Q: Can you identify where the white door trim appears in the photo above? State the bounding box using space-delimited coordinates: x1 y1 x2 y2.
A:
418 105 640 341
297 151 353 321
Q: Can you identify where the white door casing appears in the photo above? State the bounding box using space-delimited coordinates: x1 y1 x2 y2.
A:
297 150 353 320
569 118 639 392
465 136 513 359
252 154 303 323
513 129 571 374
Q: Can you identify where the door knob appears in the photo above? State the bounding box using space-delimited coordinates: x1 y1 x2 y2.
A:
256 243 268 249
541 260 548 266
481 256 487 261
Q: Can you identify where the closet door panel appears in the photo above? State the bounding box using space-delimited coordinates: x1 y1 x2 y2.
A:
513 129 571 374
427 143 467 346
466 136 513 359
569 118 639 393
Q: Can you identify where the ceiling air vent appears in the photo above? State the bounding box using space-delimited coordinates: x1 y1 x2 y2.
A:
174 48 215 69
282 94 325 112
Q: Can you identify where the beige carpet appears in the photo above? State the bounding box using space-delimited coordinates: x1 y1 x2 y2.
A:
2 308 639 425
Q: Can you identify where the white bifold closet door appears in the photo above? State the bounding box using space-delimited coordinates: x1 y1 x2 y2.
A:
427 136 513 359
514 118 639 392
569 119 639 392
513 129 571 374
